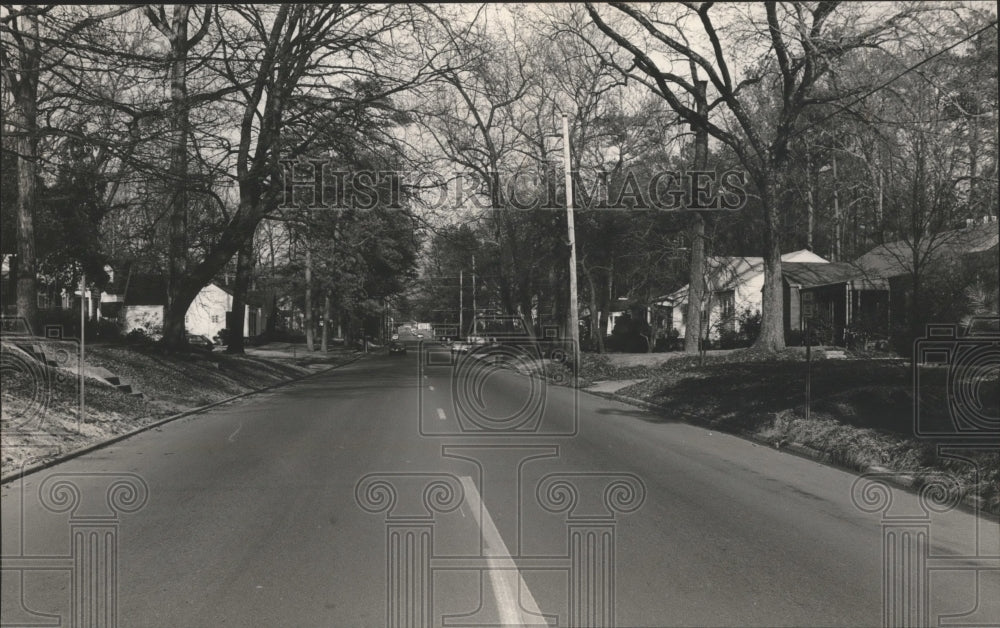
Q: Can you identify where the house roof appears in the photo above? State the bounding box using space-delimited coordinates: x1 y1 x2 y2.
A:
208 282 266 307
855 221 999 279
105 273 168 306
104 272 266 308
782 249 831 263
656 249 830 304
245 289 268 308
783 262 888 290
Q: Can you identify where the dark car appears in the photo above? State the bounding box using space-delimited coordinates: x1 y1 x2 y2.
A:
387 341 407 356
187 334 214 351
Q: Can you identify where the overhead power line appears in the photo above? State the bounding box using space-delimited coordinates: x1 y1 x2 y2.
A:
790 19 999 142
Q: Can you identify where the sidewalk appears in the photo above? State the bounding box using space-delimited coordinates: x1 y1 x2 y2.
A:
602 349 740 368
244 342 362 368
583 379 645 394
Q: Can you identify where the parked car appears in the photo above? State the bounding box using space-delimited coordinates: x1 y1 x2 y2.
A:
186 334 214 351
450 340 471 354
388 341 407 356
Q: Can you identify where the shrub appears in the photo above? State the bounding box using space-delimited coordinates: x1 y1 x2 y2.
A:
125 328 151 344
609 311 652 352
94 319 121 341
803 309 835 346
718 328 743 349
653 334 681 352
737 307 762 344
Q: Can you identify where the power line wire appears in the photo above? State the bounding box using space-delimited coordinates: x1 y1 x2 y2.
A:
789 19 998 142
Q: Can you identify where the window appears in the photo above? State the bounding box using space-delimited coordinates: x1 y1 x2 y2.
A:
211 315 219 324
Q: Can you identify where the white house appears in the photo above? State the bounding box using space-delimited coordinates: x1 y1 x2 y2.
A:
657 249 829 340
185 283 264 338
100 271 264 340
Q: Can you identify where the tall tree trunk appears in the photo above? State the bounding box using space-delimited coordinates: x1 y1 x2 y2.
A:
582 262 604 353
304 222 314 351
266 292 278 336
832 154 841 262
321 291 330 352
646 288 658 353
754 168 786 352
161 5 193 348
805 150 815 251
13 9 40 333
226 234 253 353
684 80 709 353
684 213 706 353
143 5 291 349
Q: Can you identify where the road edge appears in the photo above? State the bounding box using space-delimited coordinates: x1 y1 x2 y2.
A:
1 352 367 485
589 388 999 520
491 360 997 520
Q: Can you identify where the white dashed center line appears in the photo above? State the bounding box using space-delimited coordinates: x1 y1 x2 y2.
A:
460 476 545 625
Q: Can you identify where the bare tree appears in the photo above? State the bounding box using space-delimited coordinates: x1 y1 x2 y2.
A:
2 4 137 329
142 5 213 347
585 1 930 351
1 5 44 328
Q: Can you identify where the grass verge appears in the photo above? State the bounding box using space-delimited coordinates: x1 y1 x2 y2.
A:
543 349 1000 512
1 342 356 477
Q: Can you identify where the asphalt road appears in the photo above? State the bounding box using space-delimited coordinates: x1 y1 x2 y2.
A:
3 340 998 627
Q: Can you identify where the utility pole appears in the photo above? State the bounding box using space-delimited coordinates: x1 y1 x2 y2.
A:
562 113 580 374
79 272 85 433
459 269 464 339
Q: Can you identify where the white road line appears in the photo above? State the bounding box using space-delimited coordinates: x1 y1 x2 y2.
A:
436 408 447 421
460 476 545 626
227 420 243 443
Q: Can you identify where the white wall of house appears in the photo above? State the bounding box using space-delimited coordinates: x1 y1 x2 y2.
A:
186 283 231 337
118 283 263 339
734 272 765 321
666 296 731 340
661 249 828 341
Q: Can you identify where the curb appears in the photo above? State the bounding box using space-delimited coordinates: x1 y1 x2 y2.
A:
435 359 999 520
1 352 366 486
587 389 999 520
